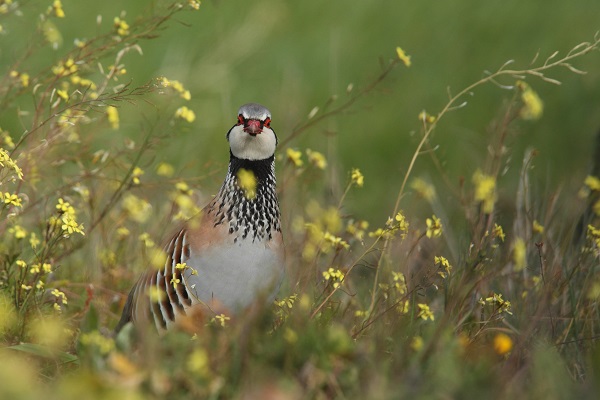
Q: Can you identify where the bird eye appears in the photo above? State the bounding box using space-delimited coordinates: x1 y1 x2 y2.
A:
264 117 271 128
237 115 244 125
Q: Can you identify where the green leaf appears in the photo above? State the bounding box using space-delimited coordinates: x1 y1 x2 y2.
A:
7 343 79 365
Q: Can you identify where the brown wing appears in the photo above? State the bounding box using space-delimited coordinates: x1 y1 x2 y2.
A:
114 225 197 333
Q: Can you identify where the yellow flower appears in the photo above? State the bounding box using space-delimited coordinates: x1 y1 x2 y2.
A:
188 0 201 10
584 175 600 191
61 214 85 236
107 106 119 129
113 17 130 36
351 168 364 187
51 289 68 305
417 303 434 321
410 178 435 202
286 148 303 168
174 106 196 123
493 223 506 242
2 192 22 207
481 292 513 315
306 149 327 170
426 215 443 238
212 313 230 327
131 166 144 185
513 238 526 271
170 276 181 289
237 168 257 200
9 225 27 239
472 169 497 214
187 348 209 377
532 220 544 234
418 110 436 124
391 271 407 294
396 46 411 67
156 162 175 177
116 227 130 238
51 0 65 18
122 194 152 223
79 331 115 355
516 80 543 120
29 233 40 249
322 267 345 288
0 147 24 179
493 333 513 355
139 232 155 248
411 336 424 351
52 58 78 76
434 256 452 278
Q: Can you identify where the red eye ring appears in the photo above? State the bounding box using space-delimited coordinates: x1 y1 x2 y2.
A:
264 117 271 128
237 115 244 125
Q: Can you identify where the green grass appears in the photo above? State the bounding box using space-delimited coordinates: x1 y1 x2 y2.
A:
1 1 600 398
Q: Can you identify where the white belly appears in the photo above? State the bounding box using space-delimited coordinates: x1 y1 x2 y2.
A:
182 238 284 312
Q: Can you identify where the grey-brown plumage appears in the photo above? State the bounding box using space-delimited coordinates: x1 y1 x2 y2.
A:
115 104 284 333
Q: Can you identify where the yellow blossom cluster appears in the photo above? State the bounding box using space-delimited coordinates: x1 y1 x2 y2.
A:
156 162 175 177
587 225 600 249
48 0 65 18
346 219 369 242
9 224 27 239
396 46 411 67
351 168 364 187
513 237 526 271
237 168 257 200
306 149 327 170
493 333 513 355
391 271 407 295
113 17 130 36
417 303 434 321
418 110 436 124
53 198 85 237
122 194 152 223
9 70 29 87
369 211 409 240
472 169 497 214
322 231 349 251
211 313 230 327
410 177 436 202
188 0 201 10
131 166 144 185
426 214 443 238
479 292 513 315
107 106 119 130
175 106 196 123
1 191 22 207
51 288 68 312
159 77 192 100
0 147 24 179
275 293 298 310
582 175 600 217
516 80 544 120
79 331 115 354
52 58 78 77
434 256 452 279
286 148 303 168
171 182 201 221
323 267 345 289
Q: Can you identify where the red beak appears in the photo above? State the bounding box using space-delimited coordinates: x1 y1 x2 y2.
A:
244 119 262 136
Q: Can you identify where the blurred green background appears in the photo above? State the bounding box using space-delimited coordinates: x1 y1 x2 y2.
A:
2 0 599 222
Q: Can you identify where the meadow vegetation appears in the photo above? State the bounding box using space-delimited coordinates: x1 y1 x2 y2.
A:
1 1 600 399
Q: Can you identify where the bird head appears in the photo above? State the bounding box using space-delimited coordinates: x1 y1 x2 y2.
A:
227 103 277 161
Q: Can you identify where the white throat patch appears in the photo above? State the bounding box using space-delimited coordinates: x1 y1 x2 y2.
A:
228 125 277 160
